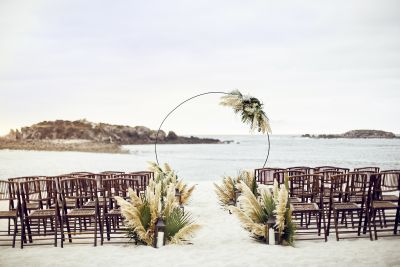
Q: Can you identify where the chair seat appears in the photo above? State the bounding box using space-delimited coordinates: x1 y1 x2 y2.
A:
289 197 301 203
0 210 17 218
290 203 319 211
348 196 365 202
372 201 398 209
67 208 96 217
84 200 105 208
106 209 121 216
28 209 55 218
51 199 76 209
382 195 399 201
332 203 359 210
26 202 39 210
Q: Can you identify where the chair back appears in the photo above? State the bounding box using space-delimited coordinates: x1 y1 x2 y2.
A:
373 172 400 202
354 167 380 173
20 179 58 211
255 167 285 185
59 178 98 208
0 181 19 210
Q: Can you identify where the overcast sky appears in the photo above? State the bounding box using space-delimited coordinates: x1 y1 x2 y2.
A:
0 0 399 135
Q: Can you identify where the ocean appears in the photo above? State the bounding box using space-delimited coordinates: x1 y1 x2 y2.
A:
1 135 399 181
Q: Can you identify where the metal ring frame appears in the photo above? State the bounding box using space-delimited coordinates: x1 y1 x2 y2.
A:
154 91 270 168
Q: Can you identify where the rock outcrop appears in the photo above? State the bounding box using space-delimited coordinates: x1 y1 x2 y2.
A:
302 129 397 139
3 119 221 145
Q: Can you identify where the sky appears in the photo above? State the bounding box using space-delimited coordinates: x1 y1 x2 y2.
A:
0 0 399 135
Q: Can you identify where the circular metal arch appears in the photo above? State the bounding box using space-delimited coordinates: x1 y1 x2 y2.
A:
154 91 271 168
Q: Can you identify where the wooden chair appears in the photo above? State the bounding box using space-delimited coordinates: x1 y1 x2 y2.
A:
327 173 372 241
0 181 19 248
254 167 285 185
101 178 140 244
59 178 103 247
289 174 327 241
19 179 60 248
369 171 399 239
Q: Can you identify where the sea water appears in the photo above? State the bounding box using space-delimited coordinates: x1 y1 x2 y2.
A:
0 135 399 181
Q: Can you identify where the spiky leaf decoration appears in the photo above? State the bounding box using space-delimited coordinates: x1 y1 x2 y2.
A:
220 89 271 134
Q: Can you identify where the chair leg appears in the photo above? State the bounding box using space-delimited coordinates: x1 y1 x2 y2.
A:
94 216 98 247
334 210 339 241
327 206 332 236
98 212 103 246
373 209 378 240
54 216 58 247
25 217 33 243
65 217 72 243
106 216 111 241
394 207 399 235
12 217 17 248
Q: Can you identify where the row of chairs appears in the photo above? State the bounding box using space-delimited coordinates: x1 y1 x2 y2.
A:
0 171 153 248
254 166 399 242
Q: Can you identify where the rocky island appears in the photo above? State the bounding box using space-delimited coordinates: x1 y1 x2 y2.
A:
302 129 398 139
0 119 221 153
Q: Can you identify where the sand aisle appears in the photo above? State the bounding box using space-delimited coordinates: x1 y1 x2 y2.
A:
0 182 399 267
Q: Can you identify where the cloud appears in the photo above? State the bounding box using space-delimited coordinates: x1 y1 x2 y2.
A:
0 0 399 135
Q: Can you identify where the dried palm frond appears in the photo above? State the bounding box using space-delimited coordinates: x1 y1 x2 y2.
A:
214 176 236 205
169 223 201 244
220 90 271 134
180 185 195 205
274 185 288 235
115 194 154 246
230 206 266 238
163 184 179 217
236 182 265 223
214 171 257 207
230 178 295 246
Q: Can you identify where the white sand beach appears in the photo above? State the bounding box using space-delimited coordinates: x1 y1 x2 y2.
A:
0 181 398 267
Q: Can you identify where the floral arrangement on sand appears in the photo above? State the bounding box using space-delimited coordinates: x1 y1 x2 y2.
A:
230 179 295 246
148 162 196 205
214 170 257 206
220 89 271 134
115 163 200 246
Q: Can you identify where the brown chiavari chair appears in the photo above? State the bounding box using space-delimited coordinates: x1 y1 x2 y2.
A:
101 178 140 244
327 173 372 241
314 170 343 211
59 178 103 247
289 174 327 241
19 179 60 248
369 171 399 239
0 181 19 247
254 167 285 185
